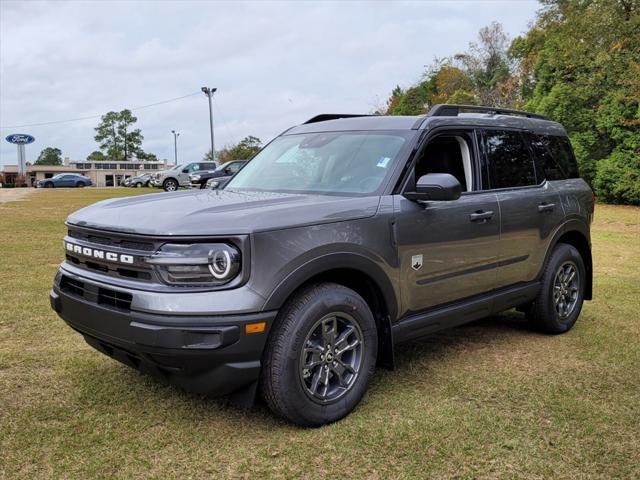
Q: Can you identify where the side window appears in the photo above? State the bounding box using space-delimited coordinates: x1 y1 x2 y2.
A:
229 162 242 174
412 133 475 192
547 136 579 179
528 134 579 181
482 130 537 189
202 162 215 170
529 134 562 181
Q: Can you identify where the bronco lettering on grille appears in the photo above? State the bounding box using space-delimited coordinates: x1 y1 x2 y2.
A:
65 241 134 264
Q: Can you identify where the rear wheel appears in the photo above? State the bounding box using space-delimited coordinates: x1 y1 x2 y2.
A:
45 182 54 188
163 178 178 192
135 182 142 188
261 283 377 427
527 243 585 334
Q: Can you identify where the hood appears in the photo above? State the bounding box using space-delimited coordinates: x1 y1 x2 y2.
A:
67 189 381 236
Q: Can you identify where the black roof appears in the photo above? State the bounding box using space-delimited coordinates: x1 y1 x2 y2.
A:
286 104 566 136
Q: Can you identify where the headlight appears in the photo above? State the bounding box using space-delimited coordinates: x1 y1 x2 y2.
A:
146 243 241 286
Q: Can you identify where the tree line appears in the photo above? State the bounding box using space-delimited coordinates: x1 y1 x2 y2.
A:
380 0 639 205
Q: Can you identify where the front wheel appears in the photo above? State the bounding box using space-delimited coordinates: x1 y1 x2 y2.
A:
75 182 85 188
261 283 378 427
135 182 142 188
163 178 178 192
527 243 586 334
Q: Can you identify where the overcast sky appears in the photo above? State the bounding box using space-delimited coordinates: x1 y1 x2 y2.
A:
0 0 540 167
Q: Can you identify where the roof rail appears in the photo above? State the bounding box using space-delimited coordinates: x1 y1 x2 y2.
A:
427 104 550 121
303 114 373 124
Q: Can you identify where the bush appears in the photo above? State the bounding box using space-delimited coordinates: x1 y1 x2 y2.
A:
593 151 640 205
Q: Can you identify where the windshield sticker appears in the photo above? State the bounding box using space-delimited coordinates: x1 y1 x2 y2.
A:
376 157 391 168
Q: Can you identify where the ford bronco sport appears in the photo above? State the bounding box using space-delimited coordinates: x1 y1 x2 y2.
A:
51 105 593 427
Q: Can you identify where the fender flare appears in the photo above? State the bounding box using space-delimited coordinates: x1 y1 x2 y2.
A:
262 252 399 322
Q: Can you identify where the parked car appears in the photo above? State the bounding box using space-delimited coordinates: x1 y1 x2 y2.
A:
51 105 593 427
125 173 152 188
37 174 92 188
151 162 217 191
190 160 247 189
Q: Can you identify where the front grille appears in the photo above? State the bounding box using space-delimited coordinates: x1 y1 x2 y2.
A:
60 274 132 311
65 226 159 283
65 254 152 281
68 229 155 251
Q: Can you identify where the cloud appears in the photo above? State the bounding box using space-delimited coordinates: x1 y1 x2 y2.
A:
0 0 539 166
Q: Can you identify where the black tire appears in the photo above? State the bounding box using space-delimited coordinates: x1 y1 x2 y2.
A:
261 283 378 427
75 181 84 188
135 182 142 188
163 178 178 192
528 243 585 334
44 182 54 188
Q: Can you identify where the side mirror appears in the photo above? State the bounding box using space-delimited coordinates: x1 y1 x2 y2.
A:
405 173 461 202
182 168 189 173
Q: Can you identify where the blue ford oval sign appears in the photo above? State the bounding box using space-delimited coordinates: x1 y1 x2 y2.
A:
6 133 35 145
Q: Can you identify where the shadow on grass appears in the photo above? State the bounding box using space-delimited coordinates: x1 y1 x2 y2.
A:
66 310 538 429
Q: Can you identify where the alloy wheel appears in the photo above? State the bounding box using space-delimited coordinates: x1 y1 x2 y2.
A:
553 261 580 319
299 312 364 403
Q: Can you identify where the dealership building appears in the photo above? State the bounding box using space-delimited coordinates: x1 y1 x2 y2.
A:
1 159 168 187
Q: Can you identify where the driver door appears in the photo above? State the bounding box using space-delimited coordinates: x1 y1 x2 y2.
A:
394 129 501 315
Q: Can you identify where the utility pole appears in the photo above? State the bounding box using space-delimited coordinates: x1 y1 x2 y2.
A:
171 130 179 165
201 86 217 162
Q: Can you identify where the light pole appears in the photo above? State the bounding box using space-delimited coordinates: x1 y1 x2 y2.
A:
201 86 217 162
171 130 179 165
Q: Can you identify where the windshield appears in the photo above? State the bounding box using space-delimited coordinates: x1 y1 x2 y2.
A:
226 131 412 195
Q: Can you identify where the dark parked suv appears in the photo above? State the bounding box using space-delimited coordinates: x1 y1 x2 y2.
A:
189 160 247 189
50 105 593 426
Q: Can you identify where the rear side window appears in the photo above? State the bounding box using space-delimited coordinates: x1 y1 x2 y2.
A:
529 134 579 180
482 130 537 189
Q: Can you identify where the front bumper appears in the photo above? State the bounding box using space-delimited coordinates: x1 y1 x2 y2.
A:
50 277 276 397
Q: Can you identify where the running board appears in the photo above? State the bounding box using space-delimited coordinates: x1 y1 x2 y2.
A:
392 282 540 344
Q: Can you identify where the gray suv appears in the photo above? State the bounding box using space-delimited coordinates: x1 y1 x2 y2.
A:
50 105 593 427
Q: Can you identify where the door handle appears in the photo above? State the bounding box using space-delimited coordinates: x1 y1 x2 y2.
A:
538 203 556 213
469 210 494 222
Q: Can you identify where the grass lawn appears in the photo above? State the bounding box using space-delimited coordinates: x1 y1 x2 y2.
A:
1 188 639 479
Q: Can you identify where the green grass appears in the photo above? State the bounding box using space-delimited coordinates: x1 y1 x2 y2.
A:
1 190 639 479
